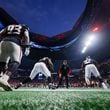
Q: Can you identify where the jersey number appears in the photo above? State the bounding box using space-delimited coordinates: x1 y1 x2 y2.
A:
7 25 22 35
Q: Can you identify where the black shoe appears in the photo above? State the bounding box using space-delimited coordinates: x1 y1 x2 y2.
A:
15 83 22 89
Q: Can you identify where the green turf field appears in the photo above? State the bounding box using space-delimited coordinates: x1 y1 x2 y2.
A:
0 89 110 110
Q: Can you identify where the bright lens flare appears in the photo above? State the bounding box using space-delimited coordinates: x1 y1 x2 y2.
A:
81 34 96 54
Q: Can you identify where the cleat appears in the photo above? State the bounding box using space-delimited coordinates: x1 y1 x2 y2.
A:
0 78 12 91
48 83 56 89
14 83 22 89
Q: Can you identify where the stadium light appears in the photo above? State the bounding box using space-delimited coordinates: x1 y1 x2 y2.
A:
81 46 87 53
81 34 96 54
88 34 95 41
85 41 91 46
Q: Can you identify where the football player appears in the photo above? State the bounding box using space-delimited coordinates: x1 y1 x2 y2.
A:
81 56 109 89
0 24 30 91
15 57 55 89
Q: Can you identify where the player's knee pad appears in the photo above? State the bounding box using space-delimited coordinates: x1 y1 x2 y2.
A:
0 62 6 73
8 61 20 73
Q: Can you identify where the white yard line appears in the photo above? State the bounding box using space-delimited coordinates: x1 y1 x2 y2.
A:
14 88 110 92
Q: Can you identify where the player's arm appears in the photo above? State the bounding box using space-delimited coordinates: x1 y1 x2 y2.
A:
23 29 30 47
23 29 30 56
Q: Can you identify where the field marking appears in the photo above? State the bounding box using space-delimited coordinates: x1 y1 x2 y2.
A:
13 88 110 92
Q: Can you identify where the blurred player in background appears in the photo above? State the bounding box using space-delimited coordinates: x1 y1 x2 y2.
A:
0 24 30 91
81 56 109 89
15 57 55 89
57 60 71 88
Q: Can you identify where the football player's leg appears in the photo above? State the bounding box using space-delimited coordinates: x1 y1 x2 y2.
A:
41 63 55 89
98 77 108 89
0 62 6 76
91 65 101 81
0 42 9 75
57 75 63 88
85 66 91 86
29 63 41 80
14 76 32 89
85 76 91 86
0 61 20 91
91 65 100 78
65 75 69 88
40 63 51 82
7 61 20 75
8 42 22 75
2 42 22 90
91 65 108 89
15 63 39 89
0 42 12 91
97 76 109 89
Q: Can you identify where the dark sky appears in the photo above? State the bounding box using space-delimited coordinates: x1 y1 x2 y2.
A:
0 0 87 37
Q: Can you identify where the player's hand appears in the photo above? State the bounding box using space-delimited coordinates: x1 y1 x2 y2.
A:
24 48 30 56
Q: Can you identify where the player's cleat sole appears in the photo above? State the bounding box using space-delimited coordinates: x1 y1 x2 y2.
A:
0 80 12 91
